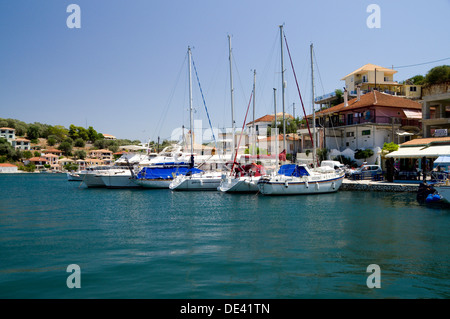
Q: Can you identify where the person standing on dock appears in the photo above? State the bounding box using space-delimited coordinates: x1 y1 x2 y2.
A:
421 156 428 181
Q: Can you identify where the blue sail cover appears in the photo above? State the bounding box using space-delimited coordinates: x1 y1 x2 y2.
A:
277 164 309 177
136 166 202 180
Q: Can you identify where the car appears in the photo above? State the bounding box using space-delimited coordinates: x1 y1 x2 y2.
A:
350 164 383 180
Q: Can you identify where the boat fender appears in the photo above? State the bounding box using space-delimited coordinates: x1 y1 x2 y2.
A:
305 181 309 188
332 182 336 190
315 182 319 190
285 181 288 188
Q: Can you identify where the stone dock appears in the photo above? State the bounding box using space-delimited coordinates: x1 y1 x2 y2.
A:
341 179 421 192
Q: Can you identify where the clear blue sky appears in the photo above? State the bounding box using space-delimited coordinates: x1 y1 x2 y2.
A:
1 0 449 143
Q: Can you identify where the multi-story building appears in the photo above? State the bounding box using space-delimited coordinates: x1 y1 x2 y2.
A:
12 138 31 151
300 90 423 165
0 127 16 143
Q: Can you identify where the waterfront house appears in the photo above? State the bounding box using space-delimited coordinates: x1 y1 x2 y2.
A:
421 82 450 138
0 163 18 173
43 148 63 157
25 157 49 169
258 134 300 157
0 127 16 143
89 149 113 160
12 138 31 151
246 112 294 137
301 90 423 165
341 63 421 99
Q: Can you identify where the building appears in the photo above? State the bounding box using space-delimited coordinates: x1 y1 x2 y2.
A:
342 63 403 97
421 82 450 138
0 127 16 143
341 63 421 99
102 134 116 140
12 138 31 151
301 90 423 164
258 134 300 156
25 157 49 169
43 148 64 157
0 163 18 173
246 112 294 137
89 149 113 160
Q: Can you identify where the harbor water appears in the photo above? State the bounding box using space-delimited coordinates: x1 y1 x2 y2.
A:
0 173 448 299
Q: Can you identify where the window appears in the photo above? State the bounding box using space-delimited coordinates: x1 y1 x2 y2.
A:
347 114 353 125
362 130 371 136
384 77 389 82
362 75 367 83
409 86 417 92
346 132 354 137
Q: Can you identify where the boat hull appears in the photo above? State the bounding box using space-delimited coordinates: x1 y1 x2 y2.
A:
433 184 450 202
218 176 260 193
79 173 106 188
257 175 344 195
67 172 82 181
133 179 172 189
101 174 141 188
170 176 222 191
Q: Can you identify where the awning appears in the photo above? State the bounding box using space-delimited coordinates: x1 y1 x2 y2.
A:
418 145 450 157
385 147 425 158
386 145 450 158
403 109 422 119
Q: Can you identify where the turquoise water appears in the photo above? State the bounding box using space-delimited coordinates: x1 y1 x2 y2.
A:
0 173 448 299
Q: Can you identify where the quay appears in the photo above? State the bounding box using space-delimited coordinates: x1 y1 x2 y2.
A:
341 179 421 192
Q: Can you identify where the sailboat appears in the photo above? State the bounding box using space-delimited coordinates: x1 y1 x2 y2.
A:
257 27 344 195
218 69 264 193
169 46 224 191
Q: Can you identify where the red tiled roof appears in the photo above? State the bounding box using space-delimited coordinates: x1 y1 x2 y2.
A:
28 157 48 162
44 148 63 153
308 91 422 118
401 137 450 146
0 127 15 130
0 163 17 167
247 113 294 126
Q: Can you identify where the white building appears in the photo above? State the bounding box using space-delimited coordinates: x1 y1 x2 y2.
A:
12 138 31 151
0 127 16 143
0 163 18 173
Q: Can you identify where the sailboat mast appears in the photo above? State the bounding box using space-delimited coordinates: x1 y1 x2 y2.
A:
188 47 194 157
228 35 235 161
273 88 279 172
280 25 286 156
310 43 316 167
252 69 256 156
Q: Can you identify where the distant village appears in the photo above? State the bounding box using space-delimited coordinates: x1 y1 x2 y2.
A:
1 63 449 179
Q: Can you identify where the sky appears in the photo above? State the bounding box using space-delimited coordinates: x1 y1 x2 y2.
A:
0 0 449 143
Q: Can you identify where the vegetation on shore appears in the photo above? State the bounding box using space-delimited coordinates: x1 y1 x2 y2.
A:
0 118 143 169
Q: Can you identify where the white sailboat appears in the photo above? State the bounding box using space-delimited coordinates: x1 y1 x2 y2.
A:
218 69 263 193
257 29 344 195
169 46 225 191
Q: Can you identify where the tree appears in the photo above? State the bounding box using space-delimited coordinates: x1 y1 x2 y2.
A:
47 125 68 142
27 124 41 140
58 141 73 155
74 138 85 147
424 65 450 86
382 142 399 153
74 149 86 159
47 135 57 146
317 148 329 163
34 150 41 157
22 150 33 159
407 75 425 85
